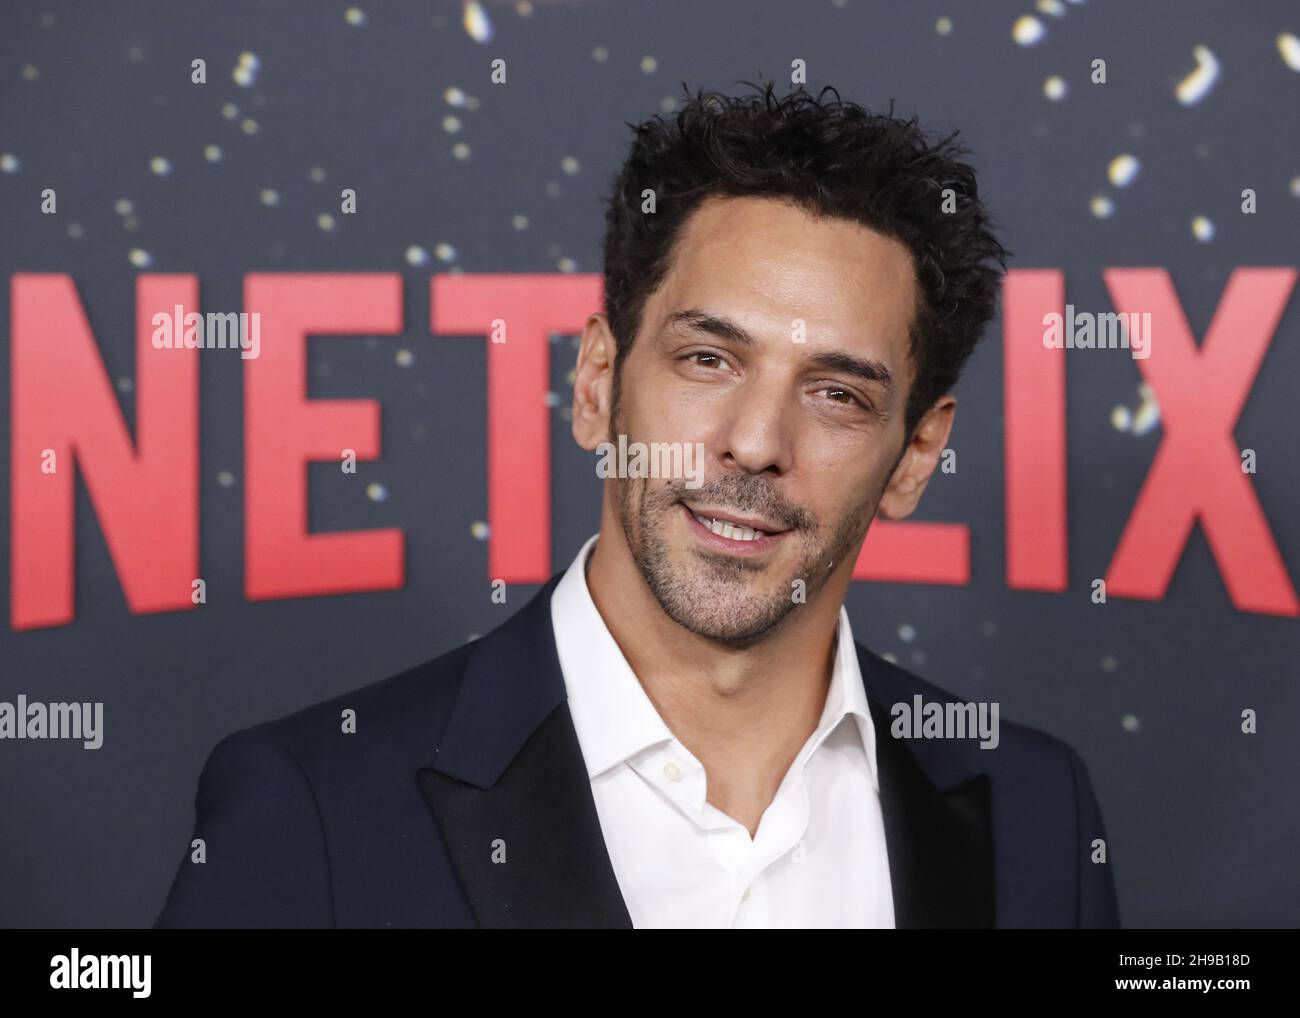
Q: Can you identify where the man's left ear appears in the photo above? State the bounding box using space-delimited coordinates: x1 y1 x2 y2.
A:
876 396 956 521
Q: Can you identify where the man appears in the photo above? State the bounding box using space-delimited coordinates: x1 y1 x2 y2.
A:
155 82 1120 929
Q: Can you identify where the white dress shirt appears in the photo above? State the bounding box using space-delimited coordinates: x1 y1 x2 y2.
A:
549 534 895 928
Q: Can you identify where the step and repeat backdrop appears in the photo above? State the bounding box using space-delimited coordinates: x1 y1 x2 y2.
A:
1 0 1297 927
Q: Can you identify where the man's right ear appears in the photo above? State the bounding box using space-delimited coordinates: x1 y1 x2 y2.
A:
571 313 617 451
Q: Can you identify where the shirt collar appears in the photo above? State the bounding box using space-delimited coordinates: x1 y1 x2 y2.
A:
549 534 879 794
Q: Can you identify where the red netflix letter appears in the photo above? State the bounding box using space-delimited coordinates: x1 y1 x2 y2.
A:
431 274 603 583
244 274 403 601
10 274 199 630
1002 269 1068 592
1103 268 1298 617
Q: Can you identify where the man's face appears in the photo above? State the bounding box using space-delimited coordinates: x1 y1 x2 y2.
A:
600 195 921 645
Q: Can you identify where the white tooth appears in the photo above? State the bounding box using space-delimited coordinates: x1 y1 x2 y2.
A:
692 509 765 541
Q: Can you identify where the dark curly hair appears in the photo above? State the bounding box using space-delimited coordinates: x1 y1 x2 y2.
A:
602 79 1010 440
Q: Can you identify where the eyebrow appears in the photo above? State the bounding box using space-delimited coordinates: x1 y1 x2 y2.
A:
664 308 895 392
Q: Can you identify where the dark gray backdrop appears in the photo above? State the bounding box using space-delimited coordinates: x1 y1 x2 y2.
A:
1 0 1297 927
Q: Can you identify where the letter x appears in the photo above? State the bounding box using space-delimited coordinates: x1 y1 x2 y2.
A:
1103 268 1298 617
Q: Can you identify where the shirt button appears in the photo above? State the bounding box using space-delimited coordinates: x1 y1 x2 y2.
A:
663 761 683 782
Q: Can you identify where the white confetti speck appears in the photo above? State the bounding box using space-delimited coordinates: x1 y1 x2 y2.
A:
435 242 457 262
516 0 533 15
317 213 335 231
366 482 388 502
452 142 470 159
217 470 234 487
1044 75 1067 101
1101 655 1118 672
396 349 413 367
640 55 658 73
1290 176 1300 198
115 198 134 215
128 248 153 268
1108 154 1140 188
935 16 953 35
233 52 260 87
260 189 279 206
1110 405 1132 432
470 520 490 540
511 215 529 230
405 245 429 266
21 64 39 81
898 624 916 642
309 167 326 183
442 115 461 133
204 144 222 162
444 86 466 107
0 153 18 173
150 157 172 176
463 1 492 43
222 102 239 120
592 46 609 62
1012 15 1045 46
345 7 366 26
1191 215 1214 242
558 257 576 272
1132 383 1160 435
1089 194 1114 218
67 223 83 239
1278 33 1300 72
1036 0 1066 15
241 118 259 135
561 156 579 175
1175 45 1220 105
1121 714 1141 733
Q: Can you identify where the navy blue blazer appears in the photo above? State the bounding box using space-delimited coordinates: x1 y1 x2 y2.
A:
154 575 1121 928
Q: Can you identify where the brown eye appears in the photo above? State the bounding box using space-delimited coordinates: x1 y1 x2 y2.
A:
820 386 858 406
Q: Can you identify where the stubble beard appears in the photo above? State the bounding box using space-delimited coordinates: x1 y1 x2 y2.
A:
609 405 882 647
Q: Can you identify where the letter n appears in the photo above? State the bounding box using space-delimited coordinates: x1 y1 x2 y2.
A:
10 274 199 629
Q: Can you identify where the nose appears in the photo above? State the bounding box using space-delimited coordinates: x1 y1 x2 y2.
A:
715 372 795 477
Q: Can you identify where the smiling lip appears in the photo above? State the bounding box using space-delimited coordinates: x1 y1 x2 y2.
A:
681 502 790 535
681 503 792 555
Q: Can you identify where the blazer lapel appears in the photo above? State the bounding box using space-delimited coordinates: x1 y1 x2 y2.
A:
859 648 996 928
416 577 633 929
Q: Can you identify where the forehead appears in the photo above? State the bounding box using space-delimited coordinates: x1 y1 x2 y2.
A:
649 195 919 364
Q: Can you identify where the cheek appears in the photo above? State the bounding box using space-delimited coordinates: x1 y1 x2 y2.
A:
803 444 893 520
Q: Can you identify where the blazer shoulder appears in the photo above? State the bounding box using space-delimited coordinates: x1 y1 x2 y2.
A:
250 638 479 758
855 639 1085 763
